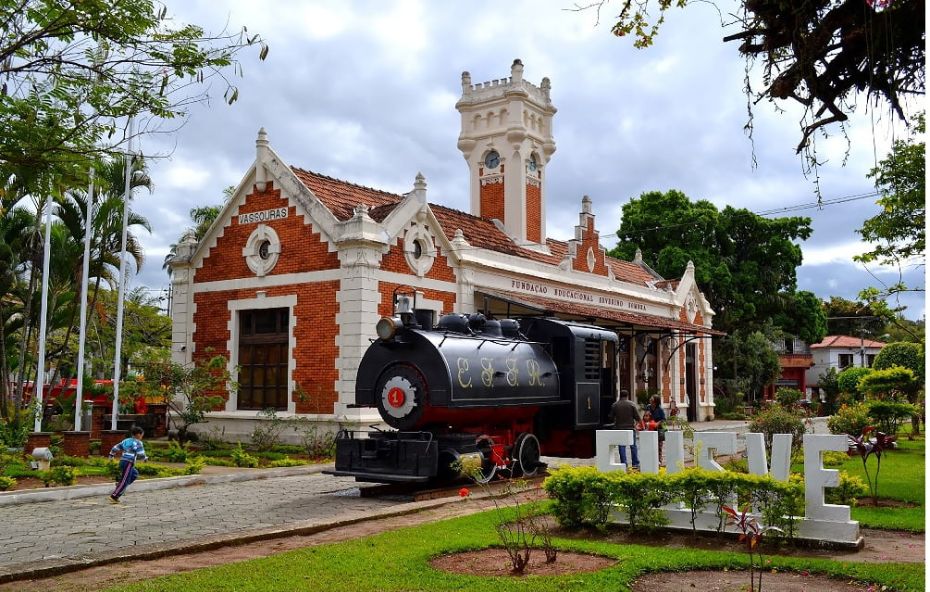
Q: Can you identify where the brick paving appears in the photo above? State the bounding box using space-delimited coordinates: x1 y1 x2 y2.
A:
0 473 389 569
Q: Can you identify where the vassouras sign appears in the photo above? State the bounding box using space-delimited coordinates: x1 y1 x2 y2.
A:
238 207 288 225
595 431 861 547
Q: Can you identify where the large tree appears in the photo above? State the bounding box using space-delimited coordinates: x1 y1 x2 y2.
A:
596 0 924 154
854 114 925 294
609 189 812 334
0 0 268 189
822 295 893 339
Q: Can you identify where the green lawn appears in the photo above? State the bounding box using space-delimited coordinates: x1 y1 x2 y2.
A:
103 508 923 592
845 436 924 532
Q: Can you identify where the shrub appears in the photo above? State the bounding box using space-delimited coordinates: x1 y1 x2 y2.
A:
821 451 848 467
837 367 871 399
747 403 806 453
49 465 75 486
611 471 673 531
163 440 191 463
543 466 609 529
268 456 305 468
231 442 259 468
827 403 872 436
198 425 228 451
184 456 206 475
296 421 337 459
866 400 919 436
873 342 924 383
859 366 918 400
0 414 30 448
775 388 804 409
250 408 290 452
203 457 236 467
544 466 802 537
0 475 16 491
826 472 868 506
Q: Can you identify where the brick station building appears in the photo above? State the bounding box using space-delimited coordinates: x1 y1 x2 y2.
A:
168 60 718 439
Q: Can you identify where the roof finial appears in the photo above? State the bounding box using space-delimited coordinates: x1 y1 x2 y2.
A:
581 194 592 214
633 248 643 264
511 58 523 84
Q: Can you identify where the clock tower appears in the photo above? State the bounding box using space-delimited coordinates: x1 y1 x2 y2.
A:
456 59 556 245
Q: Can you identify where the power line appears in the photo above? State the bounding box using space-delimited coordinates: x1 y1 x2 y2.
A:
616 190 879 238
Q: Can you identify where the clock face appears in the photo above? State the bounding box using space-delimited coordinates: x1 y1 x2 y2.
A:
528 156 537 172
484 151 500 169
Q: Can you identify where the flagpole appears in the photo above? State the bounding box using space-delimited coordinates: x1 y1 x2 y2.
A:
33 194 54 432
111 120 134 431
74 169 95 431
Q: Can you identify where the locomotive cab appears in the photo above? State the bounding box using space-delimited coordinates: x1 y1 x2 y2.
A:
331 312 619 483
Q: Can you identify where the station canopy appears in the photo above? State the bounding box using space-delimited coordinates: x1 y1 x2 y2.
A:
474 290 724 337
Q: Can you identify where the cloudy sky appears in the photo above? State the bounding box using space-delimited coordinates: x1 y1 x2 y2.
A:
132 0 924 322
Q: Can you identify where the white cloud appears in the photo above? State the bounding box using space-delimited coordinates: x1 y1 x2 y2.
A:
127 0 922 321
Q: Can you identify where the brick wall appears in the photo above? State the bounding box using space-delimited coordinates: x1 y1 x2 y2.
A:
480 179 505 222
197 181 339 282
192 281 341 414
571 217 609 276
379 234 457 282
526 183 541 243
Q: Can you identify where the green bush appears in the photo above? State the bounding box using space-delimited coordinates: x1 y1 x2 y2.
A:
543 466 802 537
748 403 807 453
0 475 16 491
163 440 191 463
49 465 75 486
822 451 848 467
231 442 259 468
866 399 919 436
250 408 291 452
837 367 872 398
775 387 804 408
184 456 206 475
0 414 30 448
827 403 872 436
203 457 236 467
826 472 868 507
268 456 306 468
873 342 924 383
859 366 918 400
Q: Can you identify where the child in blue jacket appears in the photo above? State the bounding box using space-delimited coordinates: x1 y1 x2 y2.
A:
108 426 147 503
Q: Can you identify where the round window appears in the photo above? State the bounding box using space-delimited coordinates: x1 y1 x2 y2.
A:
412 240 423 260
258 240 272 260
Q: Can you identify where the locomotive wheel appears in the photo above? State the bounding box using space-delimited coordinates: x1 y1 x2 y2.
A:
375 364 426 430
474 436 497 483
513 432 541 477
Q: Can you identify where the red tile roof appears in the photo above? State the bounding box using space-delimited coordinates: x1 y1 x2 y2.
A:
292 167 657 286
810 335 886 349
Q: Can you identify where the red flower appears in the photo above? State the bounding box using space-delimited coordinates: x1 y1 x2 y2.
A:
459 487 470 498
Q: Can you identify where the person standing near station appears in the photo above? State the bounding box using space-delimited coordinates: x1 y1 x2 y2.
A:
108 426 147 503
608 389 640 469
647 395 667 464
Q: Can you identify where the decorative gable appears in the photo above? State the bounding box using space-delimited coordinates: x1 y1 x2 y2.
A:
566 195 609 276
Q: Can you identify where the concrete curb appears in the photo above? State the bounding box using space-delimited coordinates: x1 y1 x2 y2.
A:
0 463 333 507
0 484 499 585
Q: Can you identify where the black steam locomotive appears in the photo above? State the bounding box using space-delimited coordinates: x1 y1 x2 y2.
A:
331 305 619 483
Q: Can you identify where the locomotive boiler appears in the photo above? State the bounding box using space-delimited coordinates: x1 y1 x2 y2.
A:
331 304 619 483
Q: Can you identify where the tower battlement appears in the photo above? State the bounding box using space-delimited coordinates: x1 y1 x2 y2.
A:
457 59 553 110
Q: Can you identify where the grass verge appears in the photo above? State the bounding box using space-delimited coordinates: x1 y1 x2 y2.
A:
102 507 923 592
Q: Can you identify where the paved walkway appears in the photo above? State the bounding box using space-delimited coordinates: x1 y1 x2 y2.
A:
0 472 389 575
0 417 832 582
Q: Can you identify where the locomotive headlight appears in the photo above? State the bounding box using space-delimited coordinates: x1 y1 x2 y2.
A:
376 316 402 341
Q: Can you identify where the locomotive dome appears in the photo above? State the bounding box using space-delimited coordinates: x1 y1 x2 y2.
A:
168 59 719 445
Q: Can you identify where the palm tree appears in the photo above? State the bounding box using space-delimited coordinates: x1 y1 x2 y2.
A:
163 185 233 272
49 156 152 382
